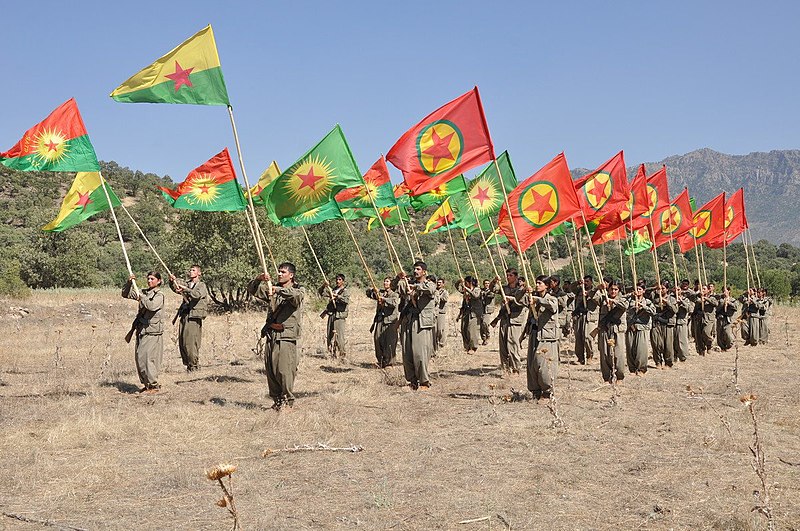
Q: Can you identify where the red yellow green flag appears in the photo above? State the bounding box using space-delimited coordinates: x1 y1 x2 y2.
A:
366 205 410 230
280 200 342 227
265 125 362 221
335 156 396 211
651 188 693 248
677 192 725 252
497 153 581 252
624 227 653 256
249 161 281 206
387 87 494 195
394 183 411 208
110 25 229 105
591 163 651 243
574 150 629 224
631 166 670 230
423 197 456 234
42 172 121 232
409 173 467 211
460 150 518 227
0 99 99 172
706 188 747 248
158 148 246 211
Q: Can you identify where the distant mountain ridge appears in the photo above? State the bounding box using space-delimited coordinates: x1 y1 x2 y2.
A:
574 148 800 244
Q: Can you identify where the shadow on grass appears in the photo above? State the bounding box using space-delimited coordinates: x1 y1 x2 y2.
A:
437 367 504 379
101 381 141 394
319 365 354 373
175 375 255 385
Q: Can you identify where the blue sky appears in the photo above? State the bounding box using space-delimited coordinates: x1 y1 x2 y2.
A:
1 0 798 185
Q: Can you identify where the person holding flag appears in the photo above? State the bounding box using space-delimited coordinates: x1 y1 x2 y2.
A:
492 269 529 374
626 284 657 375
319 274 350 360
456 276 482 354
397 262 437 390
168 265 209 372
526 276 560 402
367 277 400 368
122 272 165 393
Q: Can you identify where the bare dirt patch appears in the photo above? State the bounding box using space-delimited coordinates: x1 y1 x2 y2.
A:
1 289 798 529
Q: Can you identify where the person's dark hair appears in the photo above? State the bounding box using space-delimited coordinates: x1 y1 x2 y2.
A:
191 264 202 272
550 275 560 284
383 276 392 283
607 279 620 289
278 262 296 274
583 274 593 281
506 268 518 276
603 275 613 284
427 274 437 282
147 271 163 286
535 275 549 284
413 260 427 271
336 273 345 282
464 275 476 286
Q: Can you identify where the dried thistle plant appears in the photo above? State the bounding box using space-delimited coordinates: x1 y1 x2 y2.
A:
739 394 775 530
53 329 64 369
685 385 734 441
206 463 239 530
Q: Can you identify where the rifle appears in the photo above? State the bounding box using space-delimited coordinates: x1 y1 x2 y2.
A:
124 319 139 344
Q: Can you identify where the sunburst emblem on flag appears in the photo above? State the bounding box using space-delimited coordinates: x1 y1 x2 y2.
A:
691 210 712 238
642 184 659 219
298 205 324 222
583 171 612 211
285 154 335 205
469 177 500 215
724 205 734 228
519 182 559 228
416 120 464 176
660 205 682 234
354 181 379 205
185 174 221 206
32 127 69 167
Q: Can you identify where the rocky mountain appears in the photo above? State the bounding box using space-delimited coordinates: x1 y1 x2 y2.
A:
575 148 800 244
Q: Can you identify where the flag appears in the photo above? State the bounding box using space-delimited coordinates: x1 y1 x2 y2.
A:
462 150 518 223
0 99 99 172
592 163 651 243
335 156 396 210
630 166 669 230
677 192 725 253
386 87 494 195
574 151 629 223
592 224 627 244
482 226 509 247
367 205 410 230
110 25 229 105
497 153 581 252
706 189 747 248
42 172 121 232
409 174 467 211
266 125 362 221
624 227 653 256
429 191 474 233
249 161 281 206
651 188 693 248
423 197 456 234
464 216 495 236
158 148 246 211
280 200 342 227
393 183 412 208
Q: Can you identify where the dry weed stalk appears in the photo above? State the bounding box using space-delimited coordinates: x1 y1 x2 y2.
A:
685 385 734 442
784 319 789 347
206 463 239 530
53 329 64 369
732 342 741 394
546 351 565 429
224 313 237 364
740 394 775 530
262 443 363 457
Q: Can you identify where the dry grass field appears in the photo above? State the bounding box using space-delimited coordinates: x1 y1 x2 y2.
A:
1 288 799 530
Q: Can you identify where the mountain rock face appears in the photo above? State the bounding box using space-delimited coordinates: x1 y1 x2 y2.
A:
575 148 800 244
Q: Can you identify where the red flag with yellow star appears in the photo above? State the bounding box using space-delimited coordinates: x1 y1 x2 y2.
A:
630 166 670 230
574 151 629 225
706 188 748 248
650 188 693 248
158 148 246 211
497 153 581 252
677 192 725 252
591 163 650 244
386 87 494 195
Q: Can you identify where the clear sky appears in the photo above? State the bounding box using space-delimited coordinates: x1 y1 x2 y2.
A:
1 0 798 185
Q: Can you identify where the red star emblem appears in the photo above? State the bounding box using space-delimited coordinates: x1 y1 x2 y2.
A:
586 178 608 205
46 139 60 152
297 167 324 190
423 129 455 171
166 61 194 92
472 186 491 207
198 184 210 195
524 189 554 219
435 214 451 228
380 208 392 220
75 191 92 211
664 209 679 229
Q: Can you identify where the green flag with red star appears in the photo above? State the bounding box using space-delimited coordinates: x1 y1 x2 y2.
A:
497 153 582 253
157 148 246 211
110 25 229 105
265 125 362 221
367 205 410 230
42 172 121 232
0 98 100 172
280 200 342 227
409 174 467 211
387 87 495 195
462 150 517 221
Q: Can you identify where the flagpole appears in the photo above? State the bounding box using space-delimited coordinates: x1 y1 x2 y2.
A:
98 172 137 296
227 105 268 276
254 220 279 274
395 212 417 261
300 226 335 301
580 211 605 282
368 204 404 273
340 218 379 295
372 219 398 276
460 230 479 277
361 156 413 265
573 224 587 308
692 234 703 286
493 158 534 285
543 237 554 275
668 237 680 288
118 203 173 277
746 228 762 287
617 239 626 289
698 242 709 286
743 228 755 288
564 232 578 281
647 219 663 305
486 217 508 271
532 240 545 275
406 217 424 258
465 197 503 283
444 216 464 282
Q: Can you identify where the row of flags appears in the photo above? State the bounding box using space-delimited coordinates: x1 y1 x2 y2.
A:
0 24 749 260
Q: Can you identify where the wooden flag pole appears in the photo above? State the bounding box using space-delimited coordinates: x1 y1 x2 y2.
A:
301 226 335 301
444 216 464 282
647 219 664 305
369 206 404 273
543 237 554 275
580 211 605 282
698 242 709 286
460 229 479 277
573 224 587 307
617 239 626 289
254 220 279 274
361 162 412 266
406 217 424 258
341 218 379 295
118 203 173 278
746 228 762 287
227 105 268 276
743 229 755 288
533 240 546 275
493 158 534 285
668 237 680 288
564 232 578 281
465 197 503 282
487 217 508 271
98 173 137 296
395 212 417 262
692 235 703 286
